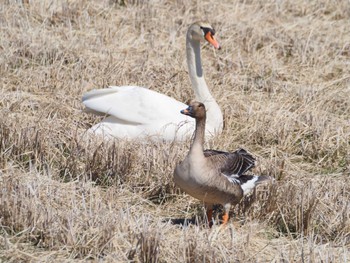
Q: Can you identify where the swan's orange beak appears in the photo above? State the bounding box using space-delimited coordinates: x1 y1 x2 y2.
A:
205 32 221 50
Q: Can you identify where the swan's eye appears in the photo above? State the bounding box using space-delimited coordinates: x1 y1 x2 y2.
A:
200 26 216 37
200 26 209 36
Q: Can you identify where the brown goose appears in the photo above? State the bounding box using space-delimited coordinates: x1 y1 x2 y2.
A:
174 101 271 227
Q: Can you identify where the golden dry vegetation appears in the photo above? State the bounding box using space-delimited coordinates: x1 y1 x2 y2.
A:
1 0 350 262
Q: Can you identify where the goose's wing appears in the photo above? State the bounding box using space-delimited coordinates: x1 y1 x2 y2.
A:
205 148 270 195
204 148 255 177
82 86 188 125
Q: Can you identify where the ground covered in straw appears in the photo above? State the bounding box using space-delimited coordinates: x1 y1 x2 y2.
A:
1 0 350 262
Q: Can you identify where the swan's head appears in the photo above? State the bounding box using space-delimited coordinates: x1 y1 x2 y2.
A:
181 100 206 120
188 22 221 50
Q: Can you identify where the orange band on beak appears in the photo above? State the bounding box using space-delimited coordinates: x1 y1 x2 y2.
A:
205 32 221 49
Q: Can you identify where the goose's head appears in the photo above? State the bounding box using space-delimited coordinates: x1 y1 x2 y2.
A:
188 22 221 49
181 101 206 120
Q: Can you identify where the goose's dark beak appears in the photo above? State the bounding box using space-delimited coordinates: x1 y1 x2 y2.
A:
181 106 193 116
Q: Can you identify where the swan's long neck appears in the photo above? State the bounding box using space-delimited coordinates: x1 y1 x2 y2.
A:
190 116 206 155
186 34 212 101
186 31 223 135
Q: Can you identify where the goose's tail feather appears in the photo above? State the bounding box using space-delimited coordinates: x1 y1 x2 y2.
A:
239 175 272 195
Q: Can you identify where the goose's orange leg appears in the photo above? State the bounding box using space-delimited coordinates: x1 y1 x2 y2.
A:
206 208 213 228
221 203 231 225
205 203 213 228
222 212 229 225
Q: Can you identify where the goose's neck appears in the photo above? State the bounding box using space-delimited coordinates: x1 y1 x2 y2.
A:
189 117 206 155
186 34 214 101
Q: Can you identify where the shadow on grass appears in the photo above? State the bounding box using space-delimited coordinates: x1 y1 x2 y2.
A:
166 216 216 228
169 217 199 226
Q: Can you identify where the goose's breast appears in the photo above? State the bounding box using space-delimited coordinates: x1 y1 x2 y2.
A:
174 159 239 204
174 157 206 190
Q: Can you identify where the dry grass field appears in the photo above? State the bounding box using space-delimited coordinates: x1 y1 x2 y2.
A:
1 0 350 262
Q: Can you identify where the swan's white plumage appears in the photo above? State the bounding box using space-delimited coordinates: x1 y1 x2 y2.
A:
82 22 223 141
83 86 187 124
83 86 196 141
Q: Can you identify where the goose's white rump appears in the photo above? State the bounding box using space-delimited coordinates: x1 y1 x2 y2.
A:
82 22 223 141
82 86 194 141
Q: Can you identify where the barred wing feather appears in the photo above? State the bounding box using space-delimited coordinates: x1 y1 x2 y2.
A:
204 148 255 177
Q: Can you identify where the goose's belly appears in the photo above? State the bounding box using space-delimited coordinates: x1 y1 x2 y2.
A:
174 162 235 204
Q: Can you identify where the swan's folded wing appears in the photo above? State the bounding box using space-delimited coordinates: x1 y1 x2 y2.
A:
204 148 255 177
82 86 188 125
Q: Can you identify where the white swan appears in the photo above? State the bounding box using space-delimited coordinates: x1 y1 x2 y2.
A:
82 22 223 141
